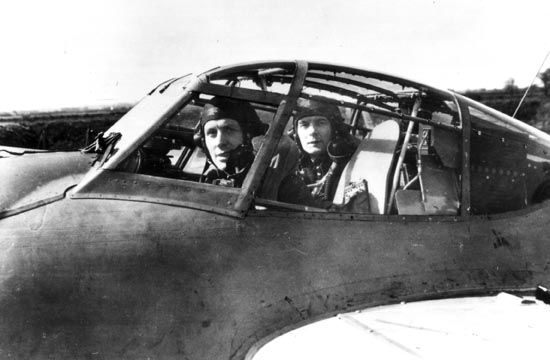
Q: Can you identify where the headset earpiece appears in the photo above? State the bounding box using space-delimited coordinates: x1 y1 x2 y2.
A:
193 123 203 148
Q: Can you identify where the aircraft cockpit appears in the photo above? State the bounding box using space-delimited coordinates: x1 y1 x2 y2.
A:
83 61 550 218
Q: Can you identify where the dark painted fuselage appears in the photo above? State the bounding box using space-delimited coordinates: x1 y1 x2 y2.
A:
1 194 549 359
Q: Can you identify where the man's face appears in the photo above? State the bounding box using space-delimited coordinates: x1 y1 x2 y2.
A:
296 115 332 160
204 118 244 170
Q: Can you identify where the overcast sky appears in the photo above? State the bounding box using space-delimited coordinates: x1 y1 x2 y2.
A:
1 0 549 111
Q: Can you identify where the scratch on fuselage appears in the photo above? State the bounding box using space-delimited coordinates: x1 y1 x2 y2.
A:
338 314 422 358
284 296 307 320
491 229 510 249
29 205 46 231
280 232 308 256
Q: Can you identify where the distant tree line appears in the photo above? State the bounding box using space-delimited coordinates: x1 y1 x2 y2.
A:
0 106 131 150
539 68 550 96
463 67 550 132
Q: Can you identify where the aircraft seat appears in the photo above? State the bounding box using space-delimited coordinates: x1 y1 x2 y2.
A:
332 120 400 214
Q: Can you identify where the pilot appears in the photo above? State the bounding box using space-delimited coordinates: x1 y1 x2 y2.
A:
196 96 267 187
195 96 328 207
293 99 358 201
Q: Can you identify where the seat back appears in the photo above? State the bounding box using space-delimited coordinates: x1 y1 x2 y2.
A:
333 120 400 213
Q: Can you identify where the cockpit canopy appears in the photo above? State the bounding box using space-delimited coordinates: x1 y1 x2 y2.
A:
74 61 550 217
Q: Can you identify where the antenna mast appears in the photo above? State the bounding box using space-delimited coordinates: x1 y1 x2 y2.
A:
512 49 550 118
